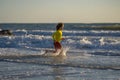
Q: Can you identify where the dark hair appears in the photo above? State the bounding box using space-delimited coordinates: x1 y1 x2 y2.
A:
56 23 64 30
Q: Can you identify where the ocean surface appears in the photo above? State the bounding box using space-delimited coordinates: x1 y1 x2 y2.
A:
0 23 120 80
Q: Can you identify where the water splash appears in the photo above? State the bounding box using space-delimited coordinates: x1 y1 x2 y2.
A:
99 37 105 46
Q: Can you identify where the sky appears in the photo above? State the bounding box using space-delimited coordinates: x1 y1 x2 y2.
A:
0 0 120 23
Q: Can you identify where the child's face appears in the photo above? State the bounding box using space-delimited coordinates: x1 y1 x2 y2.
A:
60 25 64 30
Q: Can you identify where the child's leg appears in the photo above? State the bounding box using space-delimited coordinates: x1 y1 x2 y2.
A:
54 42 62 52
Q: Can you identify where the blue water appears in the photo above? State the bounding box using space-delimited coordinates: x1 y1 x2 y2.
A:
0 23 120 80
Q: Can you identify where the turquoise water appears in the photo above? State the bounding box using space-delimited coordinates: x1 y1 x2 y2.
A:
0 23 120 80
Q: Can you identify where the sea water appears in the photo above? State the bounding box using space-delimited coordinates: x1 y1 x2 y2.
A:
0 23 120 80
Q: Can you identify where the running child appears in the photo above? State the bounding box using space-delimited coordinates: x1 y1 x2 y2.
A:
52 23 64 53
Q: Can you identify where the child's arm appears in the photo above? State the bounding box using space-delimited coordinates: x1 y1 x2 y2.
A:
52 32 55 41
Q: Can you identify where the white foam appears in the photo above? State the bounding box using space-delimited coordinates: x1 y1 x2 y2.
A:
80 37 92 45
99 37 105 46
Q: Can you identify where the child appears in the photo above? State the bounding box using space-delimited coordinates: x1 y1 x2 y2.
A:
52 23 64 53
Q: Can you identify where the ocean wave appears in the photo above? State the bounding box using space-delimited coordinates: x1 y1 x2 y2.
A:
0 34 120 51
12 29 120 38
1 23 120 80
0 54 120 70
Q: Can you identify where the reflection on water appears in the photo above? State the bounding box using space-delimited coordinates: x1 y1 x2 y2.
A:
53 67 65 80
52 56 66 80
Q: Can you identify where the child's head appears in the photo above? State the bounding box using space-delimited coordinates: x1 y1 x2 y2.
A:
56 23 64 30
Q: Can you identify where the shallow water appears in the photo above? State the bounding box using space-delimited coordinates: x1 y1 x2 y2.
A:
0 23 120 80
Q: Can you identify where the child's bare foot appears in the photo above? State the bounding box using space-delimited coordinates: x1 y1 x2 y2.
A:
45 50 48 53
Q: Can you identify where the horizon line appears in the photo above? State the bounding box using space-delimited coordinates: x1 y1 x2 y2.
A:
0 22 120 24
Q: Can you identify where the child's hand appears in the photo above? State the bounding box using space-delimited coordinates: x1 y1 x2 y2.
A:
62 38 65 40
